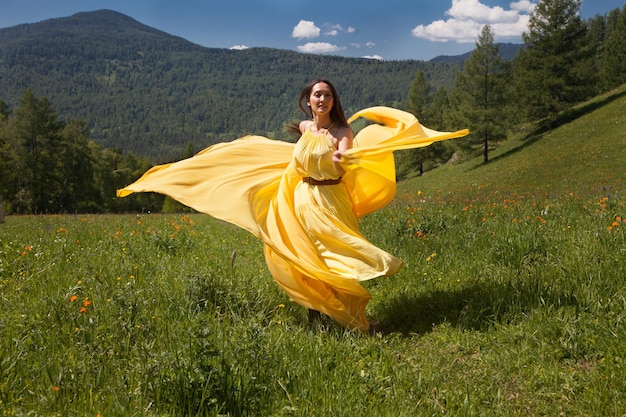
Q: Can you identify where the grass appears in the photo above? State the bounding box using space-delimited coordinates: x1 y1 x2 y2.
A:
1 85 625 416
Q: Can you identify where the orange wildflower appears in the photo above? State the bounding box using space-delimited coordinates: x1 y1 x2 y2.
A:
70 295 77 303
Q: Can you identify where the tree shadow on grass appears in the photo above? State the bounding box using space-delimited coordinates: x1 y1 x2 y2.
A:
476 87 626 167
371 277 579 336
547 88 626 131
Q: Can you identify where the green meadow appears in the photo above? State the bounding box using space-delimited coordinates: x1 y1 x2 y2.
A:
1 85 625 416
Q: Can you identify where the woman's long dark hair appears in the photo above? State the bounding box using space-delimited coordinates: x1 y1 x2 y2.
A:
286 79 349 135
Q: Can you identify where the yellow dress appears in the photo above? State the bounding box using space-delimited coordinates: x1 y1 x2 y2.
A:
117 106 469 332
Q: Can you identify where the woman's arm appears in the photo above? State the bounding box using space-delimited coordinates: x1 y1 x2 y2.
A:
332 126 353 176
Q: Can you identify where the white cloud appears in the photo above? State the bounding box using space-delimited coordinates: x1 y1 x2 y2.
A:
292 20 320 39
324 23 356 37
492 14 532 37
446 0 519 23
412 18 482 42
511 0 536 13
230 45 249 50
362 55 384 61
350 41 375 49
292 20 356 53
411 0 537 43
297 42 345 54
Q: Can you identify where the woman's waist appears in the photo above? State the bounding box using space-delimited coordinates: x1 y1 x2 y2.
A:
302 176 342 185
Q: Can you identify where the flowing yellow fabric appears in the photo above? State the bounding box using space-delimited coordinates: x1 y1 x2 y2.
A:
117 106 469 332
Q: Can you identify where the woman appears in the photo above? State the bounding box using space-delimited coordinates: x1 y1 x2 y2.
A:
118 79 468 332
278 79 402 327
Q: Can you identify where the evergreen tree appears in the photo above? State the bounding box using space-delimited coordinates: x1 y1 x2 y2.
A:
181 141 197 159
408 70 430 120
96 150 163 213
451 25 508 164
399 70 450 177
585 13 608 96
514 0 591 125
402 71 431 175
58 120 99 212
0 102 13 216
604 7 622 36
0 100 10 120
600 6 626 90
13 89 64 213
0 90 164 214
426 87 450 131
92 146 127 212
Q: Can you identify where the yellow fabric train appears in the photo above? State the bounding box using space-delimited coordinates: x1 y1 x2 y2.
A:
118 106 469 332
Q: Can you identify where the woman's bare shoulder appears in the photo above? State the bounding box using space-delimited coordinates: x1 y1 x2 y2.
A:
334 125 354 140
299 120 312 133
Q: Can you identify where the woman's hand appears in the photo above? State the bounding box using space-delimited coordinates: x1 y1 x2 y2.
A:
332 150 346 176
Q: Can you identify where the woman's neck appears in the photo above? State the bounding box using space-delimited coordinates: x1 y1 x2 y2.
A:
312 116 333 131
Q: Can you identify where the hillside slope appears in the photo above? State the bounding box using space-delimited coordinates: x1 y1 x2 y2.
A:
399 84 626 200
0 10 461 161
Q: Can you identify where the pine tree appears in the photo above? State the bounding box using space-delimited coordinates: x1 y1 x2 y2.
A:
600 6 626 90
451 25 508 163
402 71 430 175
400 70 450 176
514 0 591 124
426 87 450 131
0 100 12 219
585 13 608 96
58 120 99 212
0 100 10 121
13 89 64 213
408 70 430 120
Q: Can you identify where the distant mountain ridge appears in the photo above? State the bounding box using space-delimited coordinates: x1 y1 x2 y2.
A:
430 42 523 63
0 10 470 160
1 9 207 55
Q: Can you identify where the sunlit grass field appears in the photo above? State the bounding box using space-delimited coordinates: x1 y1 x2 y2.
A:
1 86 625 416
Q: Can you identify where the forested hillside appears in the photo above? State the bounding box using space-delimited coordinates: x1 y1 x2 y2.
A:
1 2 624 215
0 9 461 160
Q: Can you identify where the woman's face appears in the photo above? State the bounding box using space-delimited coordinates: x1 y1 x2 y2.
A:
307 82 334 117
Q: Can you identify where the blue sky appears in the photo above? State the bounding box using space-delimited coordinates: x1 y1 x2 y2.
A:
1 0 624 60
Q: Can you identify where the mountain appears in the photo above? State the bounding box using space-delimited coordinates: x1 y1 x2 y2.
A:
429 42 523 63
0 10 462 161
